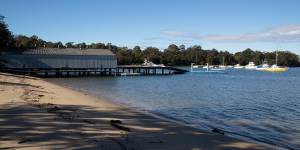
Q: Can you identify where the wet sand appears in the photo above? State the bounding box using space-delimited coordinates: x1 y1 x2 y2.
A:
0 73 270 149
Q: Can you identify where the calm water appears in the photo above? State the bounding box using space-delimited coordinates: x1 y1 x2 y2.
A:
48 68 300 149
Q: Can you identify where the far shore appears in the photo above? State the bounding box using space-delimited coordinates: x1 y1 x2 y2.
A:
0 72 272 149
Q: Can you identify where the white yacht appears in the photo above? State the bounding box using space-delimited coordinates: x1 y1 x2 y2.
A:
234 64 244 69
211 56 226 71
142 59 165 67
263 52 288 72
264 64 288 72
192 65 199 68
256 63 270 70
211 66 226 71
203 65 213 69
191 63 224 73
245 62 257 70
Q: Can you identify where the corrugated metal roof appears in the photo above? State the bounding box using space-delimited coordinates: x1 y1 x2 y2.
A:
4 48 115 56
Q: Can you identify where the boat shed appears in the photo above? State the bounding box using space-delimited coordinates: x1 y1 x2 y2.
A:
1 48 117 69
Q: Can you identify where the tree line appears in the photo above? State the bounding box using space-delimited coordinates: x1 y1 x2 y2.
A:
115 45 300 67
1 15 300 67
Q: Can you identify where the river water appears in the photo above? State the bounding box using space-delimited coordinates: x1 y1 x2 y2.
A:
48 68 300 149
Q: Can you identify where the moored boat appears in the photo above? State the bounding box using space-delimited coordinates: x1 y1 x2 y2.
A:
203 65 213 69
211 56 226 71
261 51 288 72
142 59 165 67
263 65 288 72
256 63 270 70
234 64 244 69
191 63 225 73
211 66 226 71
245 62 257 70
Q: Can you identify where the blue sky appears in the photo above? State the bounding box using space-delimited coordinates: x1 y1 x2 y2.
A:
1 0 300 54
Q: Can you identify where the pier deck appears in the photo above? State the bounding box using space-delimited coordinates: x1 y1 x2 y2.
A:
0 66 188 77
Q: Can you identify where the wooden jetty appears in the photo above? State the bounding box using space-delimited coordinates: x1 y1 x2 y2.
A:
0 66 188 77
1 48 187 78
116 66 187 76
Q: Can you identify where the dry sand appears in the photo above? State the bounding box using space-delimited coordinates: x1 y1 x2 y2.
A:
0 73 271 150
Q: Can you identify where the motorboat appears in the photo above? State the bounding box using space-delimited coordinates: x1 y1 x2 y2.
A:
256 63 270 70
263 64 288 72
234 64 244 69
211 56 226 71
245 62 257 70
142 59 165 67
212 56 226 70
260 51 288 72
191 63 225 73
211 66 226 71
203 65 213 69
192 65 199 68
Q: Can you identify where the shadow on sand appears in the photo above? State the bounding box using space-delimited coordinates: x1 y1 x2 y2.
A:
0 102 268 150
0 76 267 150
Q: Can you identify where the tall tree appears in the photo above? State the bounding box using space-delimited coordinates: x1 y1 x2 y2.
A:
65 42 74 48
132 46 143 64
163 44 182 65
116 47 133 65
143 47 161 64
89 42 106 49
0 15 14 50
14 35 46 49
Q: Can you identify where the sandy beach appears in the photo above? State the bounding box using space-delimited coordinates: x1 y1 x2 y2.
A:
0 73 270 150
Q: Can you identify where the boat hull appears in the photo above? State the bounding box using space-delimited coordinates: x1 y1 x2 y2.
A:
245 67 257 70
234 66 244 69
263 67 288 72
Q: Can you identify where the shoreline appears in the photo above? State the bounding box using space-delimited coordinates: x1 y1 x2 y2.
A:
0 73 273 149
48 80 285 150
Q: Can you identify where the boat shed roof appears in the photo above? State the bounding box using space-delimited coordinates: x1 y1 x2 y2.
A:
2 48 115 56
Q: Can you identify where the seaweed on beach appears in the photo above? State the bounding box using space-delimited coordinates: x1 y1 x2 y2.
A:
110 120 131 132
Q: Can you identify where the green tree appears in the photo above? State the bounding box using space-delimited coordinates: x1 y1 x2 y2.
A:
163 44 182 65
116 47 133 65
65 42 74 48
14 35 31 48
75 43 87 49
184 45 204 65
132 46 143 64
179 44 185 51
56 42 64 48
277 51 300 66
234 48 255 65
0 15 14 50
143 47 161 64
90 42 106 49
252 51 265 65
265 51 300 66
45 41 57 48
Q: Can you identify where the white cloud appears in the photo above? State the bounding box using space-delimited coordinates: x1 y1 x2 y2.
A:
160 31 187 37
161 25 300 43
